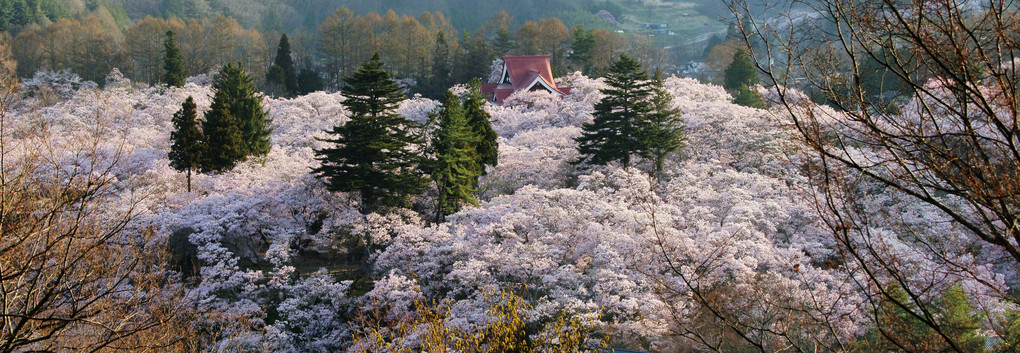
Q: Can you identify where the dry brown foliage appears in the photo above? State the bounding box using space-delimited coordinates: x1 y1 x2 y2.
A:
0 81 200 352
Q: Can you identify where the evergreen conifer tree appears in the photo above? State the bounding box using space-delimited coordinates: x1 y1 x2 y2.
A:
492 27 515 56
424 31 451 99
313 54 427 213
169 96 204 192
430 90 480 221
270 33 298 96
463 78 498 178
854 284 985 352
1000 311 1020 352
265 65 285 96
732 84 765 108
454 31 493 83
297 68 324 95
574 54 656 169
645 72 685 177
569 26 595 75
723 49 758 92
938 285 985 353
163 30 188 88
213 62 272 158
0 0 41 31
200 94 245 173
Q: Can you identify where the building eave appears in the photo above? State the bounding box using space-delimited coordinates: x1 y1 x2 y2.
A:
520 75 566 97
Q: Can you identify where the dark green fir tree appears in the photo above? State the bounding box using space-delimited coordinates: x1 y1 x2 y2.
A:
723 49 758 92
296 68 324 95
732 84 765 108
169 96 204 191
645 71 686 177
423 31 451 99
213 62 272 158
266 65 285 96
1000 310 1020 352
569 26 595 75
269 33 298 96
938 286 985 353
200 93 245 173
454 30 493 83
463 78 498 178
163 30 188 88
313 54 427 213
430 90 480 222
491 26 515 56
574 54 656 169
0 0 41 32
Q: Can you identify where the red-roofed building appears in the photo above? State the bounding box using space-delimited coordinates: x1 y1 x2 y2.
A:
480 55 572 105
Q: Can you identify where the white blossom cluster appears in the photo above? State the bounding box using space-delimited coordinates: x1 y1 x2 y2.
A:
7 69 1014 351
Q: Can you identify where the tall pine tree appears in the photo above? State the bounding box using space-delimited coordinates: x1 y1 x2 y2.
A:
430 90 480 221
297 68 324 95
723 49 758 91
491 27 515 56
269 33 298 96
453 30 493 83
487 11 515 56
724 50 764 108
200 93 245 173
574 54 656 169
423 31 451 99
463 78 498 178
266 65 286 96
1000 311 1020 352
313 54 427 213
568 26 595 75
213 62 272 158
169 96 204 191
163 30 188 88
645 72 686 178
732 84 765 108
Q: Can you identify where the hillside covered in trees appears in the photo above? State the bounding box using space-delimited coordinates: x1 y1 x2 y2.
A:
1 0 730 34
1 0 748 94
2 0 1020 352
5 3 679 99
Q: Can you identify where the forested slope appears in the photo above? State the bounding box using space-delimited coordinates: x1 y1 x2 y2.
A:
9 0 624 33
3 60 1016 350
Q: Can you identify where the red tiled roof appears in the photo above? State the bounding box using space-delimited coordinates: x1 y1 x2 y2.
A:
481 55 571 105
494 88 515 103
504 56 555 91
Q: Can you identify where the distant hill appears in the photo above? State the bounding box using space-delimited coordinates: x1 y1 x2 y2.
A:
97 0 615 32
17 0 734 36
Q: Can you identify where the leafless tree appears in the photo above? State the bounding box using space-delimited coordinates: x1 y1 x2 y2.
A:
0 63 199 352
726 0 1020 351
